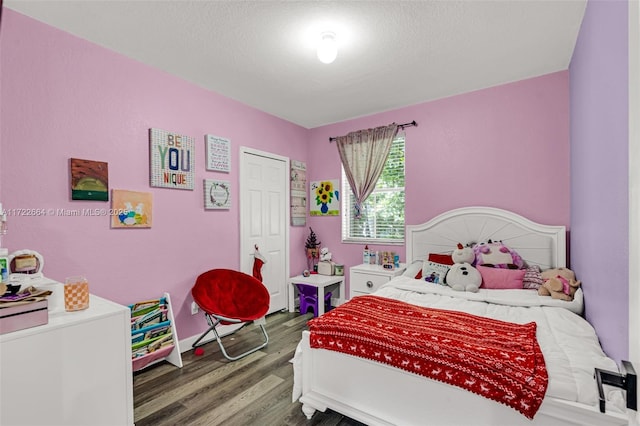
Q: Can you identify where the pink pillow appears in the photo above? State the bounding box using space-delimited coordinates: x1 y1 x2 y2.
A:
477 265 525 289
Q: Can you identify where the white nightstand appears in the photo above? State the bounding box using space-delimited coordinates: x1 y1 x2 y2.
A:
349 263 406 299
288 274 345 316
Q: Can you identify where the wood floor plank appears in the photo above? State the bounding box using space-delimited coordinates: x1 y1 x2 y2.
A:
135 351 266 419
133 310 365 426
189 374 285 426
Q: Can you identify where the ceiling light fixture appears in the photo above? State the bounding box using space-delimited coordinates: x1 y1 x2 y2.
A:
317 31 337 64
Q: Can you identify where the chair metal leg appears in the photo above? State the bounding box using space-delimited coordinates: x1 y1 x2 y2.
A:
192 314 269 361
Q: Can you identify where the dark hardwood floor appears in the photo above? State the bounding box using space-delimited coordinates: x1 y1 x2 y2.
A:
133 310 366 426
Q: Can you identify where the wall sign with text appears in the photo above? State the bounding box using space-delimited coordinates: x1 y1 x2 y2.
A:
149 128 195 190
206 134 231 172
204 179 231 210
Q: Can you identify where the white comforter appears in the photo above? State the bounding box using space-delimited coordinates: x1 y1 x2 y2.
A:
293 276 625 411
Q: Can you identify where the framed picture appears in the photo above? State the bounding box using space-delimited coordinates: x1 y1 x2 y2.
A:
111 190 153 228
204 179 231 210
70 158 109 201
205 134 231 172
149 128 195 190
310 180 340 216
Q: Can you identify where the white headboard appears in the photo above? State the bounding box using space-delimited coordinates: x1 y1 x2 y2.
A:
406 207 566 270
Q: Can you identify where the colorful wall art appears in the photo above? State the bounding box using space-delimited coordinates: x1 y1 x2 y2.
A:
310 180 340 216
70 158 109 201
111 190 152 228
149 128 195 190
204 179 231 210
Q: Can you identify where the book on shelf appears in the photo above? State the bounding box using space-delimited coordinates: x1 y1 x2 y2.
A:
132 330 173 358
131 307 167 331
131 320 171 344
130 298 165 318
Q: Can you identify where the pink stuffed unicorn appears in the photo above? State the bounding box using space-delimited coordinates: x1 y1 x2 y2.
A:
473 240 524 269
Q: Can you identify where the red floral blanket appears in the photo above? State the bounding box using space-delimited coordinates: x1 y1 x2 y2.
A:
308 295 548 419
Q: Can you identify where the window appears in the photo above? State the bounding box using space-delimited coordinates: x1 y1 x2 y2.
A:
341 133 405 244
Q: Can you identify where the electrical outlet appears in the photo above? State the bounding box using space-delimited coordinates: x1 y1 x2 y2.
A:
191 301 199 315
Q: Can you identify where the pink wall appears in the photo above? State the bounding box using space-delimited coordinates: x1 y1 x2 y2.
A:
1 10 571 342
0 10 309 340
306 71 570 293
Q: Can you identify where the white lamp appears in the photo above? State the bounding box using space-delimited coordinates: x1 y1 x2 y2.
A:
317 31 337 64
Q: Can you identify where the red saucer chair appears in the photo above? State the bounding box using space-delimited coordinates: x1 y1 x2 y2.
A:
191 269 270 361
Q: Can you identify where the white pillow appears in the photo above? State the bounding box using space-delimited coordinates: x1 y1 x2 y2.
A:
421 261 450 285
402 260 423 279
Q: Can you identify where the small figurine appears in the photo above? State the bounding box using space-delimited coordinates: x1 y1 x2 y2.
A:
320 247 332 262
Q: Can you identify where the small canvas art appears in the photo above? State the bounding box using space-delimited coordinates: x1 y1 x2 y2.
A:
310 180 340 216
204 179 231 209
70 158 109 201
111 190 152 228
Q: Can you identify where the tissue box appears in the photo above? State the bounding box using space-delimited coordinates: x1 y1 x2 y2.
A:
0 300 48 335
317 261 335 276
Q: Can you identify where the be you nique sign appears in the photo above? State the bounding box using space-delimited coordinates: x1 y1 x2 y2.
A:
149 128 195 190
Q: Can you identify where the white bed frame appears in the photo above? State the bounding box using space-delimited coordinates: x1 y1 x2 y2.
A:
298 206 630 426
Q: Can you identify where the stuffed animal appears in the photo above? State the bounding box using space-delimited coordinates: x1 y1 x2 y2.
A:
447 243 482 292
473 240 524 269
538 267 581 301
452 243 475 264
319 247 332 262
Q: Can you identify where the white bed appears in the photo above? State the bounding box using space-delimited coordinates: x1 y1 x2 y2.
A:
292 206 632 426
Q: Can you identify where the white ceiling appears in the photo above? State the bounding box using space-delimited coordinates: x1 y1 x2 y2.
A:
5 0 586 129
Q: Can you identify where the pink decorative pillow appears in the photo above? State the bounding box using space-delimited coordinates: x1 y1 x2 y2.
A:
523 265 544 290
477 265 525 289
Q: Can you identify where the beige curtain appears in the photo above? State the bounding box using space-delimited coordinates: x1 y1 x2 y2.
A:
335 123 399 219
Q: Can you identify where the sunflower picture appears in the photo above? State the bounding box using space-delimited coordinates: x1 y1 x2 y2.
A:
310 179 340 216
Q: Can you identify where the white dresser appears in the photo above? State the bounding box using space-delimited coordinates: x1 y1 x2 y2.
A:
349 263 406 299
0 281 134 426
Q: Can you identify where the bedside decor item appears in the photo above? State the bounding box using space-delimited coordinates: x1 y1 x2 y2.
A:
380 251 396 269
317 261 335 276
70 158 109 201
204 179 231 209
319 247 332 262
305 227 321 272
149 128 195 190
310 180 340 216
205 134 231 172
111 190 152 228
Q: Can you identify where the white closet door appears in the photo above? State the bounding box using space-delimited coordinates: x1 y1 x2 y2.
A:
240 148 289 313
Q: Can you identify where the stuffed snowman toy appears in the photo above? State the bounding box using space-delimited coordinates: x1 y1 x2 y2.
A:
446 243 482 292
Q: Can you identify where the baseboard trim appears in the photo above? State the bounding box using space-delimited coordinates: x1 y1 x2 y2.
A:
178 323 244 354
